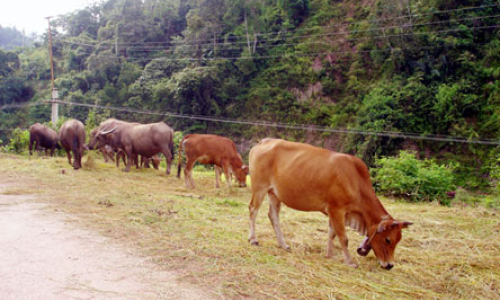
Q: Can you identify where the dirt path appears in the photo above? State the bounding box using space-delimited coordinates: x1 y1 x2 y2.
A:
0 183 215 300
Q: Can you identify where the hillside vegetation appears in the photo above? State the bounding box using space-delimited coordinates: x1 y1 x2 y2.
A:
1 0 500 193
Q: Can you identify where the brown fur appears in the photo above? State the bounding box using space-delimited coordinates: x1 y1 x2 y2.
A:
29 123 60 156
59 120 86 170
177 134 248 188
248 138 411 269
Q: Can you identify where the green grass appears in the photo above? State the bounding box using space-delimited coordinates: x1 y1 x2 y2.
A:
0 153 499 299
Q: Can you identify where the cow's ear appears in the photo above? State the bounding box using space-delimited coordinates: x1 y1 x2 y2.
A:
401 221 413 229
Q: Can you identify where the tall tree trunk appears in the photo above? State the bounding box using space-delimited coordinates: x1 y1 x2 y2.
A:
252 32 259 54
244 11 252 56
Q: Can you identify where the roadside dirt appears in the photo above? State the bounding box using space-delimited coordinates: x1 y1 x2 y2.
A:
0 182 215 300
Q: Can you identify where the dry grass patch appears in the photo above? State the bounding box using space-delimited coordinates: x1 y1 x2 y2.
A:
0 153 498 299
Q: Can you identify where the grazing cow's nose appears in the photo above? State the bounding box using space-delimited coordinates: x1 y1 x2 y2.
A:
385 263 394 270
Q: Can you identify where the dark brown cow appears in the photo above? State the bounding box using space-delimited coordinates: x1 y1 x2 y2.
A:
177 134 248 188
59 119 86 170
29 123 60 156
91 121 174 174
248 138 412 269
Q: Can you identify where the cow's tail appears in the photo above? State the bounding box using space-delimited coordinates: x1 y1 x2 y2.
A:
177 136 187 179
72 135 81 169
169 131 175 160
29 133 35 155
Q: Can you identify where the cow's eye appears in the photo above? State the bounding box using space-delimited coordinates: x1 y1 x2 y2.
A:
385 238 391 244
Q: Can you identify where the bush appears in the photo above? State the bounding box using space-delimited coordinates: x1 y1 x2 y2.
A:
7 128 30 154
372 151 456 205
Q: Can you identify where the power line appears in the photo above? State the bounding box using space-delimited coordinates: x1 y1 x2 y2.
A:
56 12 500 50
54 24 500 63
0 101 47 111
47 100 500 145
62 3 499 47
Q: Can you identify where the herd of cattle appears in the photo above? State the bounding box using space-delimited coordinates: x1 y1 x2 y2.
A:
27 119 412 270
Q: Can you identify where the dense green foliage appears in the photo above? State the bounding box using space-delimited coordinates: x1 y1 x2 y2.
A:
1 0 500 202
372 151 456 205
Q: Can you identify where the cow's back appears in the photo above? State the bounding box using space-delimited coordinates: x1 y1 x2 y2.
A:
60 120 85 150
183 134 239 164
249 139 373 213
30 123 58 146
126 122 173 156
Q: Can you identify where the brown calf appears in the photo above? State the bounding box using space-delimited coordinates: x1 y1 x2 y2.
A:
177 134 248 188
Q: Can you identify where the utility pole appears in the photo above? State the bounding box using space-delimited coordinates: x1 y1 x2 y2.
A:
46 16 58 125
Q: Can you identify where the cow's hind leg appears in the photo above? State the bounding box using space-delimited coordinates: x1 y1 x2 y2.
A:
65 150 72 166
72 149 81 170
328 210 357 268
268 191 290 250
248 188 267 246
162 148 172 175
184 159 196 188
326 220 337 258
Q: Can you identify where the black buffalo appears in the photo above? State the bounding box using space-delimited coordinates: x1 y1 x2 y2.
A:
59 119 86 170
90 119 174 174
29 123 60 156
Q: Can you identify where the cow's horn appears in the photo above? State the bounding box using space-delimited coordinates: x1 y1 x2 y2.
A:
100 127 117 135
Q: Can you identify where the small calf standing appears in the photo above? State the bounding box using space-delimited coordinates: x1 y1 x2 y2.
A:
248 138 412 269
177 134 248 188
59 119 86 170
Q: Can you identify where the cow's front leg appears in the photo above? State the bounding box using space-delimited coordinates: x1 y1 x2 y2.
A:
329 211 357 268
124 148 134 172
214 166 221 188
222 161 232 188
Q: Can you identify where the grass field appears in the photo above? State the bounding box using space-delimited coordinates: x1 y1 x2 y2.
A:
0 153 499 299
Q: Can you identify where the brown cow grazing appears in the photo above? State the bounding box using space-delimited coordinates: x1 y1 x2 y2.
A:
29 123 60 156
177 134 249 188
142 154 160 170
248 138 412 269
59 119 86 170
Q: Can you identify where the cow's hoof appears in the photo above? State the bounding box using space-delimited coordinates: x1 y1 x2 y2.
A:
250 240 259 246
346 262 358 268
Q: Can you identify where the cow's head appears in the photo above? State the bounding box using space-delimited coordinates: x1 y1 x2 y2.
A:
235 165 249 187
357 218 412 270
88 127 117 150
